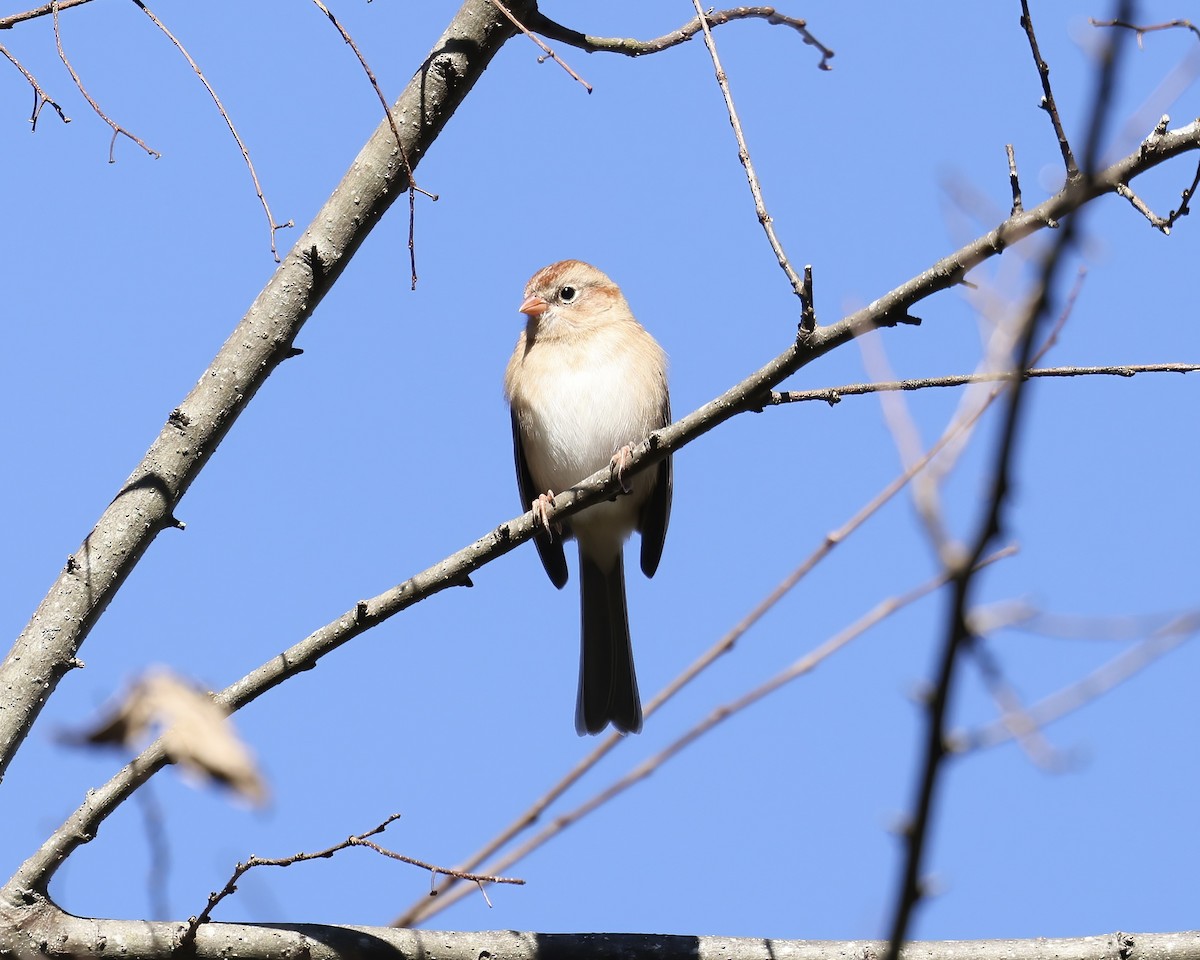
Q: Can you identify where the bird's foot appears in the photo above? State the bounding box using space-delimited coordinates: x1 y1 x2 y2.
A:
610 444 635 494
532 491 561 540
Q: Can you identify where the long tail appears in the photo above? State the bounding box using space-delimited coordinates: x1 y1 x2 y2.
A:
576 549 642 735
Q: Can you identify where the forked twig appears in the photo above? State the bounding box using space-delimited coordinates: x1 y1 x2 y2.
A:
0 41 69 127
131 0 292 261
491 0 591 92
183 813 522 949
0 0 94 29
51 0 159 160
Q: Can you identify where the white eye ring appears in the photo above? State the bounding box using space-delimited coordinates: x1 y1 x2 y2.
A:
559 286 577 303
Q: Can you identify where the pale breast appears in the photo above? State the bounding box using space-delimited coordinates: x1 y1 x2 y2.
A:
508 323 667 498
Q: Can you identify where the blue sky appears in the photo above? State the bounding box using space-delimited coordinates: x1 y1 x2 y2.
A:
2 0 1198 943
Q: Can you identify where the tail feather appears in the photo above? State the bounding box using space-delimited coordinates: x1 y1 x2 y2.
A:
576 550 642 735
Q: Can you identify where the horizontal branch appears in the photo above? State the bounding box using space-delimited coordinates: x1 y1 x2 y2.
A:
0 0 93 30
530 6 834 68
2 909 1198 960
768 363 1200 405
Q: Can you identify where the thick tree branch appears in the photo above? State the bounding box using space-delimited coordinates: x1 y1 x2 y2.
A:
0 905 1196 960
0 0 529 783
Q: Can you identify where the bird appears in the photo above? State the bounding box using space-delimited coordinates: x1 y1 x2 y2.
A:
504 260 672 735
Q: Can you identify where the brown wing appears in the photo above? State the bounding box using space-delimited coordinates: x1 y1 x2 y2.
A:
638 393 672 579
511 411 569 589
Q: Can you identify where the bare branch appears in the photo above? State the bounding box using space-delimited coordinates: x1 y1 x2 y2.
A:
1091 16 1200 46
51 0 159 160
491 0 592 92
0 0 533 793
963 610 1200 753
399 546 1015 924
1020 0 1079 180
530 6 834 69
181 814 522 950
130 0 292 260
310 0 437 287
1006 143 1023 214
1116 125 1200 233
0 0 94 30
8 917 1200 960
690 0 806 304
768 362 1200 404
882 7 1131 954
0 42 69 126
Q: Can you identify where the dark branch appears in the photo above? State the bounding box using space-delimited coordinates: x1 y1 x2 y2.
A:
529 6 834 69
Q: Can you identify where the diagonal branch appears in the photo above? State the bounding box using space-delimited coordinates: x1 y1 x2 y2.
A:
1020 0 1078 179
0 0 536 787
690 0 806 302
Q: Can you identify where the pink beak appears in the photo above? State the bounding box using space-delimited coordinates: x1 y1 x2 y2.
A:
519 294 549 318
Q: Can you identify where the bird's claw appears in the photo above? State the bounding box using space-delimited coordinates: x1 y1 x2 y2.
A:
610 444 635 494
533 491 560 540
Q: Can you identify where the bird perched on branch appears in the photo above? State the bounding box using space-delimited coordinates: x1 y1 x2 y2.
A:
504 260 672 735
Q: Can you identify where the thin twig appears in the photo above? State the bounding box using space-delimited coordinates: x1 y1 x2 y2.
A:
396 548 1015 924
1090 16 1200 46
690 0 806 303
964 641 1065 771
1020 0 1079 180
491 0 591 92
963 610 1200 753
530 6 833 69
1006 144 1023 214
0 42 70 127
768 362 1199 404
1115 153 1200 233
0 0 94 30
799 264 816 332
51 0 159 160
135 784 171 921
130 0 291 260
182 813 521 949
310 0 437 287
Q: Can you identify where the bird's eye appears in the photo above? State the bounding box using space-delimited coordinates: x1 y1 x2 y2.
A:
559 286 577 303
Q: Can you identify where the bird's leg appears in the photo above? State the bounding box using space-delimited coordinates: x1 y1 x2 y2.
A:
609 444 635 494
532 491 561 539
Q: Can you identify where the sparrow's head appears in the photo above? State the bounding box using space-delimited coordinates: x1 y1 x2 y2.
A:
518 260 625 334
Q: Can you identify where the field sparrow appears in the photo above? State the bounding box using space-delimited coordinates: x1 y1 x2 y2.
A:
504 260 672 735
